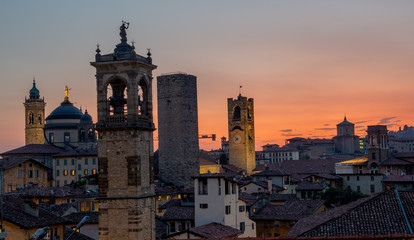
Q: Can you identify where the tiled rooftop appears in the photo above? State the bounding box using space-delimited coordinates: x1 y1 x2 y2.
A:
189 222 242 238
288 190 414 237
1 144 64 155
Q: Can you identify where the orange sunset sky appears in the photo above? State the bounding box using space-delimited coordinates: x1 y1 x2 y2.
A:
1 1 414 153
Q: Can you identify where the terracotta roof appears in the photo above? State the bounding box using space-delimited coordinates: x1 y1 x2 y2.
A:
253 159 344 175
3 195 69 228
161 204 194 221
53 147 97 157
1 144 64 155
155 184 190 196
251 198 324 221
188 222 242 238
159 199 182 209
288 190 414 237
383 175 414 183
0 157 50 170
251 169 290 177
155 215 168 239
380 157 413 166
270 194 298 202
195 172 238 181
6 185 97 198
239 192 258 207
64 211 99 224
396 152 414 159
295 181 326 191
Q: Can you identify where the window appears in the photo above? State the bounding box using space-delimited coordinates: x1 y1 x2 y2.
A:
370 184 375 193
357 185 361 192
64 170 68 176
357 176 360 181
71 170 75 176
198 179 208 195
274 221 280 228
35 170 39 178
78 164 82 170
371 176 374 181
49 133 54 143
56 170 60 176
200 204 208 209
92 169 97 174
71 159 75 165
372 152 376 160
64 180 67 185
56 181 60 187
56 159 60 166
64 132 70 143
225 180 230 194
28 170 33 178
347 176 350 181
239 206 245 212
64 159 67 166
18 170 23 179
92 158 96 165
225 205 231 215
84 169 88 175
85 158 88 165
170 222 176 234
240 222 245 231
252 223 255 230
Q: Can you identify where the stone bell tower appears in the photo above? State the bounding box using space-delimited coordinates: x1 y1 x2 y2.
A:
24 79 46 145
91 22 157 240
228 94 255 174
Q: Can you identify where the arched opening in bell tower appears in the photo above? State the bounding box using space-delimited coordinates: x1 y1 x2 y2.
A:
106 78 127 116
138 78 148 117
233 106 241 120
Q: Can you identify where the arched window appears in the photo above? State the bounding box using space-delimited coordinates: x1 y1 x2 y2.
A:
233 106 241 120
29 112 34 124
138 79 148 116
107 79 127 116
38 113 42 124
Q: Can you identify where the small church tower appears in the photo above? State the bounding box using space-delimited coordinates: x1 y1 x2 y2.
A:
366 125 388 174
23 79 46 145
228 94 255 174
91 22 157 240
333 116 360 155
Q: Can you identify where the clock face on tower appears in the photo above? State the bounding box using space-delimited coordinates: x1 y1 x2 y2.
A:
233 134 242 144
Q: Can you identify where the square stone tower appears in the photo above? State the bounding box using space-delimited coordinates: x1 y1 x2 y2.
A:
366 125 388 173
228 94 255 174
24 79 46 145
157 73 199 188
90 22 157 240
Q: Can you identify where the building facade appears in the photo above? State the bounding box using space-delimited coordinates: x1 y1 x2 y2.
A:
228 95 255 174
157 73 199 188
91 22 157 240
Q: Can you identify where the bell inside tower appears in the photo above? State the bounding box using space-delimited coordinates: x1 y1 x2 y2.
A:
107 79 127 115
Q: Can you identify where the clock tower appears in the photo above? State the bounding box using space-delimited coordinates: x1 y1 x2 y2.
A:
228 94 255 174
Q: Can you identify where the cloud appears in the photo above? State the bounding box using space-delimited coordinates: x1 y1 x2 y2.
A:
281 133 303 137
315 127 336 131
377 117 396 125
394 119 402 123
355 121 369 124
323 123 330 126
280 129 293 133
355 125 365 129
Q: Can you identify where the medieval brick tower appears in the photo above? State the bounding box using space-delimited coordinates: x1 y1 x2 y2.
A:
366 125 388 174
228 94 255 174
24 79 46 145
91 22 157 240
157 73 199 188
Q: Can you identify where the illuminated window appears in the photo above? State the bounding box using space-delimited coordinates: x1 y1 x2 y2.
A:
92 169 97 175
84 169 88 175
71 170 75 176
64 170 68 176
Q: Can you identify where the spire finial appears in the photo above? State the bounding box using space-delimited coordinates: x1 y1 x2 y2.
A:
64 85 71 102
344 114 347 122
96 44 101 54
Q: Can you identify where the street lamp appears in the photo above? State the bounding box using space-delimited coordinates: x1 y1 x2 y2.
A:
32 227 50 240
66 216 89 240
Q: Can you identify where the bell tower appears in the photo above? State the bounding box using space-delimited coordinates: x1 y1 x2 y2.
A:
91 22 157 240
228 94 255 174
366 125 388 174
23 79 46 145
